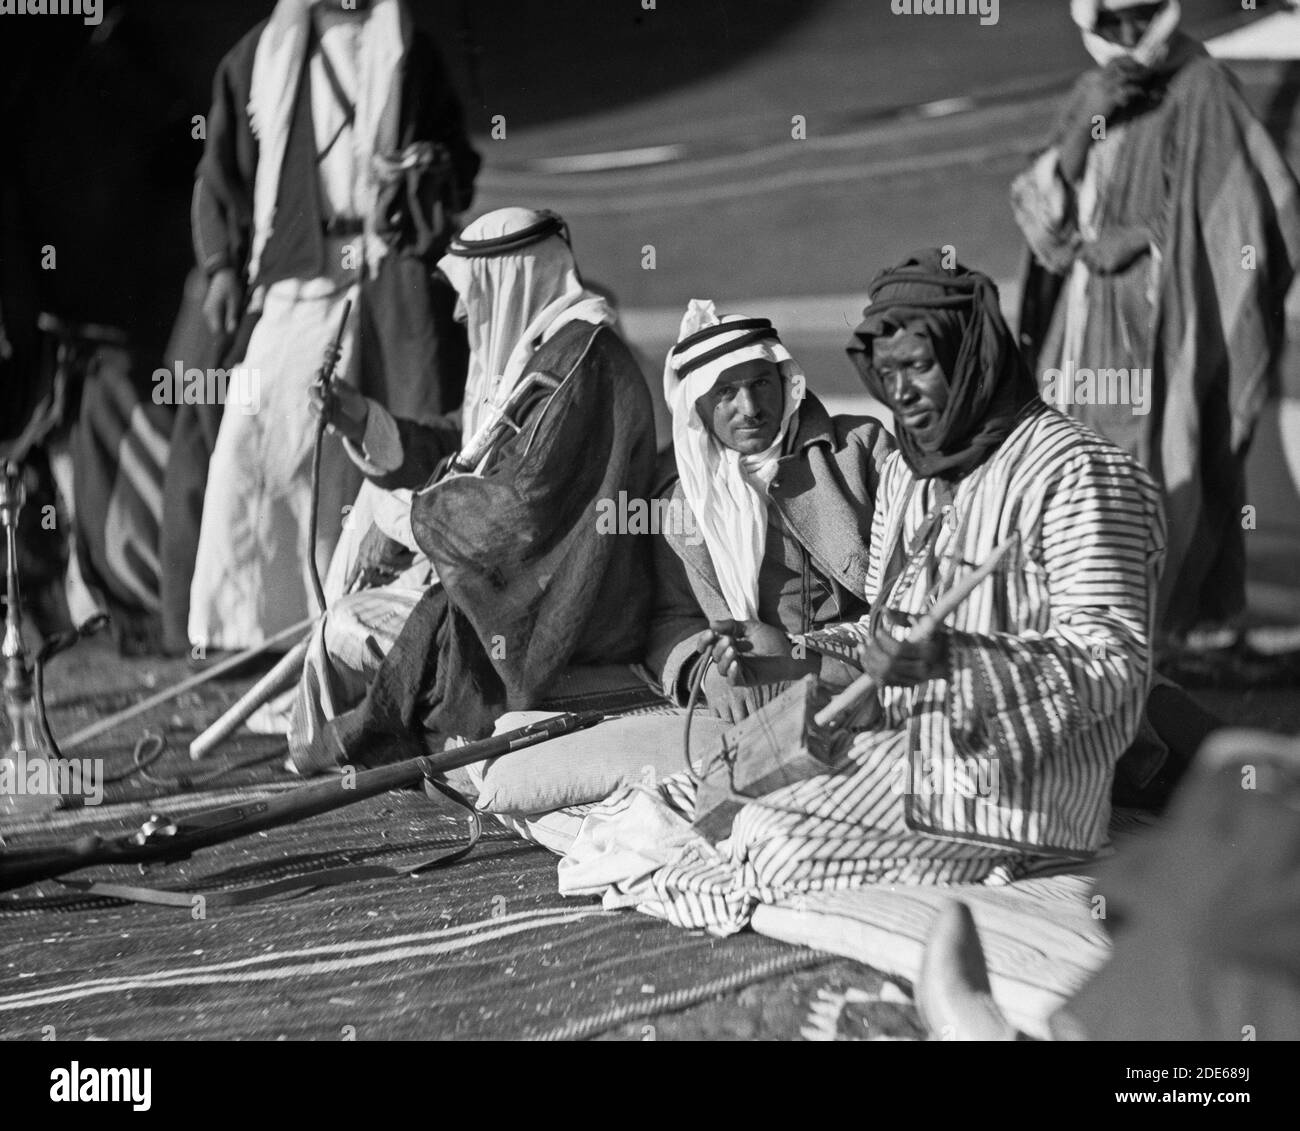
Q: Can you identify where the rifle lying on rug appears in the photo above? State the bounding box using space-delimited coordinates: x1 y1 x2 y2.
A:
0 711 601 896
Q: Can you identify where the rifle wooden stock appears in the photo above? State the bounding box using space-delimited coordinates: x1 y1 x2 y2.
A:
0 711 602 893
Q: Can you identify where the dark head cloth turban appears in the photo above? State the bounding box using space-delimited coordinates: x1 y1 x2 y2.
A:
846 248 1039 481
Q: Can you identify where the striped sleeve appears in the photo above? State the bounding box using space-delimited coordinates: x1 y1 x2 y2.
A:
862 451 903 605
950 446 1165 730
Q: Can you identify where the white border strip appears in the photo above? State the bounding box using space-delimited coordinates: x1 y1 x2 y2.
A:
0 907 611 1012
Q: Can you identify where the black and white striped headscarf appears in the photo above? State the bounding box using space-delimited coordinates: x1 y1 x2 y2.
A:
663 301 805 620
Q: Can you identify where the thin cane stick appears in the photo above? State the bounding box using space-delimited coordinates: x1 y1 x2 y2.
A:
188 636 310 762
59 617 316 752
814 536 1019 728
186 569 369 761
308 299 353 614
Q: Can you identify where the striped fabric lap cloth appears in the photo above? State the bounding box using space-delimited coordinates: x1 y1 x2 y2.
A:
751 809 1158 1040
617 737 1024 936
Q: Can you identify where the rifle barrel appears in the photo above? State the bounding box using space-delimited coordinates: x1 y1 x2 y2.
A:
0 711 601 892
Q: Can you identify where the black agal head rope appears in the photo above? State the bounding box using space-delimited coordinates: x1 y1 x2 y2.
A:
447 211 570 257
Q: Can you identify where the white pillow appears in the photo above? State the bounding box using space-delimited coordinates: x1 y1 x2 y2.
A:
469 710 729 816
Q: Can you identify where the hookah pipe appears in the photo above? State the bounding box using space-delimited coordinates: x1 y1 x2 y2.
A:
2 460 110 757
32 614 111 763
1 461 106 831
3 458 274 788
307 299 353 614
1 461 32 746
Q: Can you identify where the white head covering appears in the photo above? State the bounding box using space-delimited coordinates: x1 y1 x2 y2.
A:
438 207 615 443
1070 0 1182 68
663 301 806 621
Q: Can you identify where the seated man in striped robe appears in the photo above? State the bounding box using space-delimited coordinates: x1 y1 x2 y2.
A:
575 250 1168 934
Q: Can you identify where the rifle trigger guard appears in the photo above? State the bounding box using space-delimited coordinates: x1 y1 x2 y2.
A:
133 813 179 846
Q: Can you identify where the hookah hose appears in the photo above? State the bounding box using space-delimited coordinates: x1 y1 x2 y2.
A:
32 614 110 763
30 615 167 784
308 299 353 615
308 412 330 614
32 615 279 792
682 653 715 781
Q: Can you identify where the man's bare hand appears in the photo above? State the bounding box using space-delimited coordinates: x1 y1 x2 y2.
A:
1060 58 1158 182
699 662 754 724
1078 228 1150 275
309 379 369 446
1078 57 1154 123
345 520 414 592
202 268 243 336
856 608 950 687
694 618 818 688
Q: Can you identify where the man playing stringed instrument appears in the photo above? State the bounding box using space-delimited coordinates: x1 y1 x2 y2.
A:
290 208 656 771
597 250 1168 934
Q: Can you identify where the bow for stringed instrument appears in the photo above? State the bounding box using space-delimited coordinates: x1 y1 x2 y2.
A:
688 537 1019 843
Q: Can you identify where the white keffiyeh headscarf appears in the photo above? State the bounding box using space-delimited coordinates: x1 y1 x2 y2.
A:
1070 0 1182 68
664 301 805 621
438 208 615 444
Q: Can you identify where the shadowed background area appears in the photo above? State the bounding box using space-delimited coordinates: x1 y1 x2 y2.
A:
0 0 1263 392
1 0 1293 630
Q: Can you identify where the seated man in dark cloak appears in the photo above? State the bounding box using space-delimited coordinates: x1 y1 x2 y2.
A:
291 207 657 769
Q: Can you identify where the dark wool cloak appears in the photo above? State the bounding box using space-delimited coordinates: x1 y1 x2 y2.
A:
311 321 657 766
1015 42 1300 634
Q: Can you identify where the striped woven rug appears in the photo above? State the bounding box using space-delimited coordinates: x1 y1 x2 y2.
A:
0 788 831 1041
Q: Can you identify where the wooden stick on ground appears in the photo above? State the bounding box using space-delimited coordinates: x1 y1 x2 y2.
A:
188 636 310 762
186 571 372 761
814 537 1019 729
59 618 316 753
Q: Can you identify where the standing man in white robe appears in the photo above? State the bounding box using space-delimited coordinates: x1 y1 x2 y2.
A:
188 0 479 652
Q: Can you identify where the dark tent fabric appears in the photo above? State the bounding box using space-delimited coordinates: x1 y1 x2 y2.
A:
70 343 174 653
